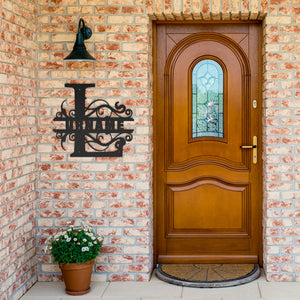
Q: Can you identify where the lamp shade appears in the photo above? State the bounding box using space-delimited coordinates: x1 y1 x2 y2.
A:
64 18 95 61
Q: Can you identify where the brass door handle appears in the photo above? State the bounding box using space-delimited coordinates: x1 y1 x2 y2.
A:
240 136 257 164
240 145 256 149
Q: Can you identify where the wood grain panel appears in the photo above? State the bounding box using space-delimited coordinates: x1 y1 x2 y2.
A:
154 22 262 264
167 180 249 232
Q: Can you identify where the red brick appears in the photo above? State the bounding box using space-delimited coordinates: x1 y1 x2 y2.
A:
267 255 293 264
68 192 93 200
95 43 121 51
108 274 135 281
281 62 300 70
96 191 121 199
101 246 122 254
94 62 120 70
109 219 135 227
96 264 122 273
95 6 120 14
282 228 300 235
122 7 144 14
53 201 78 208
53 182 80 190
97 210 121 218
109 200 135 208
282 118 300 126
40 6 65 14
109 182 134 190
40 210 65 218
265 53 292 61
123 209 149 218
124 264 149 272
110 237 135 245
267 274 293 281
95 25 121 33
81 182 107 190
109 255 134 263
66 61 93 70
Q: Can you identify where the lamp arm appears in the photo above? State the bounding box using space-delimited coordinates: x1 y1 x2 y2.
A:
78 18 92 40
78 18 85 33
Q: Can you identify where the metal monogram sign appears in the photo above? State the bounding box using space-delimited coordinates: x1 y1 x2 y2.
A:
53 83 134 157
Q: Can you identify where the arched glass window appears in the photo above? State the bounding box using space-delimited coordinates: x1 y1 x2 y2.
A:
192 59 223 138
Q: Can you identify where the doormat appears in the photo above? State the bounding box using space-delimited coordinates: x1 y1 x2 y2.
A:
156 264 260 288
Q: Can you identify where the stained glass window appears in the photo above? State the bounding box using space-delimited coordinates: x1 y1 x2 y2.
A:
192 59 223 138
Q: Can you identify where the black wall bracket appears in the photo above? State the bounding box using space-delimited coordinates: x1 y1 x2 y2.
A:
53 84 134 157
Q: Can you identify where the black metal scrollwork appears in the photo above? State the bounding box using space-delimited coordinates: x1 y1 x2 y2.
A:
53 84 134 157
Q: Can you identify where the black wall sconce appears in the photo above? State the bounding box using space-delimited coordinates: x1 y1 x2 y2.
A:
53 84 134 157
64 18 95 61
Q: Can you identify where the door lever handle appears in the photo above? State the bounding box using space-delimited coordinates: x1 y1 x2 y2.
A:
240 136 257 164
240 145 256 149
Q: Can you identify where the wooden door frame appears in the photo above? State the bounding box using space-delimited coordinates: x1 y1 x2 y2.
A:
153 21 263 266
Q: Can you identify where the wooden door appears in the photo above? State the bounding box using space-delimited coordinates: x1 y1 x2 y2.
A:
154 23 262 264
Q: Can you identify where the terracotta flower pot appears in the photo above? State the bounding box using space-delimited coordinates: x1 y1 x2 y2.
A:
59 260 94 295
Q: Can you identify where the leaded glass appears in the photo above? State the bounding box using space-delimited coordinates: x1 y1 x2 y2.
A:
192 59 223 138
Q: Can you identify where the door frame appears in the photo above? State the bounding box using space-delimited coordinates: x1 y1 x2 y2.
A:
153 21 263 266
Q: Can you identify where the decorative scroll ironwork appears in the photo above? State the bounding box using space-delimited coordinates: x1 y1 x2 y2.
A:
53 84 134 157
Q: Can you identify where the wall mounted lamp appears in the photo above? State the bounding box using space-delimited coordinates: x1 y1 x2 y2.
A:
64 18 95 61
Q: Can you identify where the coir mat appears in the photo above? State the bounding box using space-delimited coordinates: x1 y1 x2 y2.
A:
156 263 260 288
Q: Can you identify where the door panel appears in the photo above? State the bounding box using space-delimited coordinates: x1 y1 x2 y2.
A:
169 37 248 170
169 181 247 232
154 23 262 264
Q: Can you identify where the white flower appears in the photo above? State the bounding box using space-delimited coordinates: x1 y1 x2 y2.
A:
91 236 96 240
93 241 97 244
83 239 87 242
73 238 77 241
88 242 93 246
81 246 89 252
66 238 71 242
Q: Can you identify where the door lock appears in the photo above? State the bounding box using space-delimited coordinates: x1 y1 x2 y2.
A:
240 136 257 164
253 100 257 109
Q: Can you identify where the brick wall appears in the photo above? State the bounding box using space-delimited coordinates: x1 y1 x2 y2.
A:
1 0 300 298
33 0 300 285
0 0 38 299
262 1 300 281
36 0 153 283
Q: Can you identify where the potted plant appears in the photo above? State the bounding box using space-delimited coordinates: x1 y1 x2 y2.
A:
45 222 104 295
